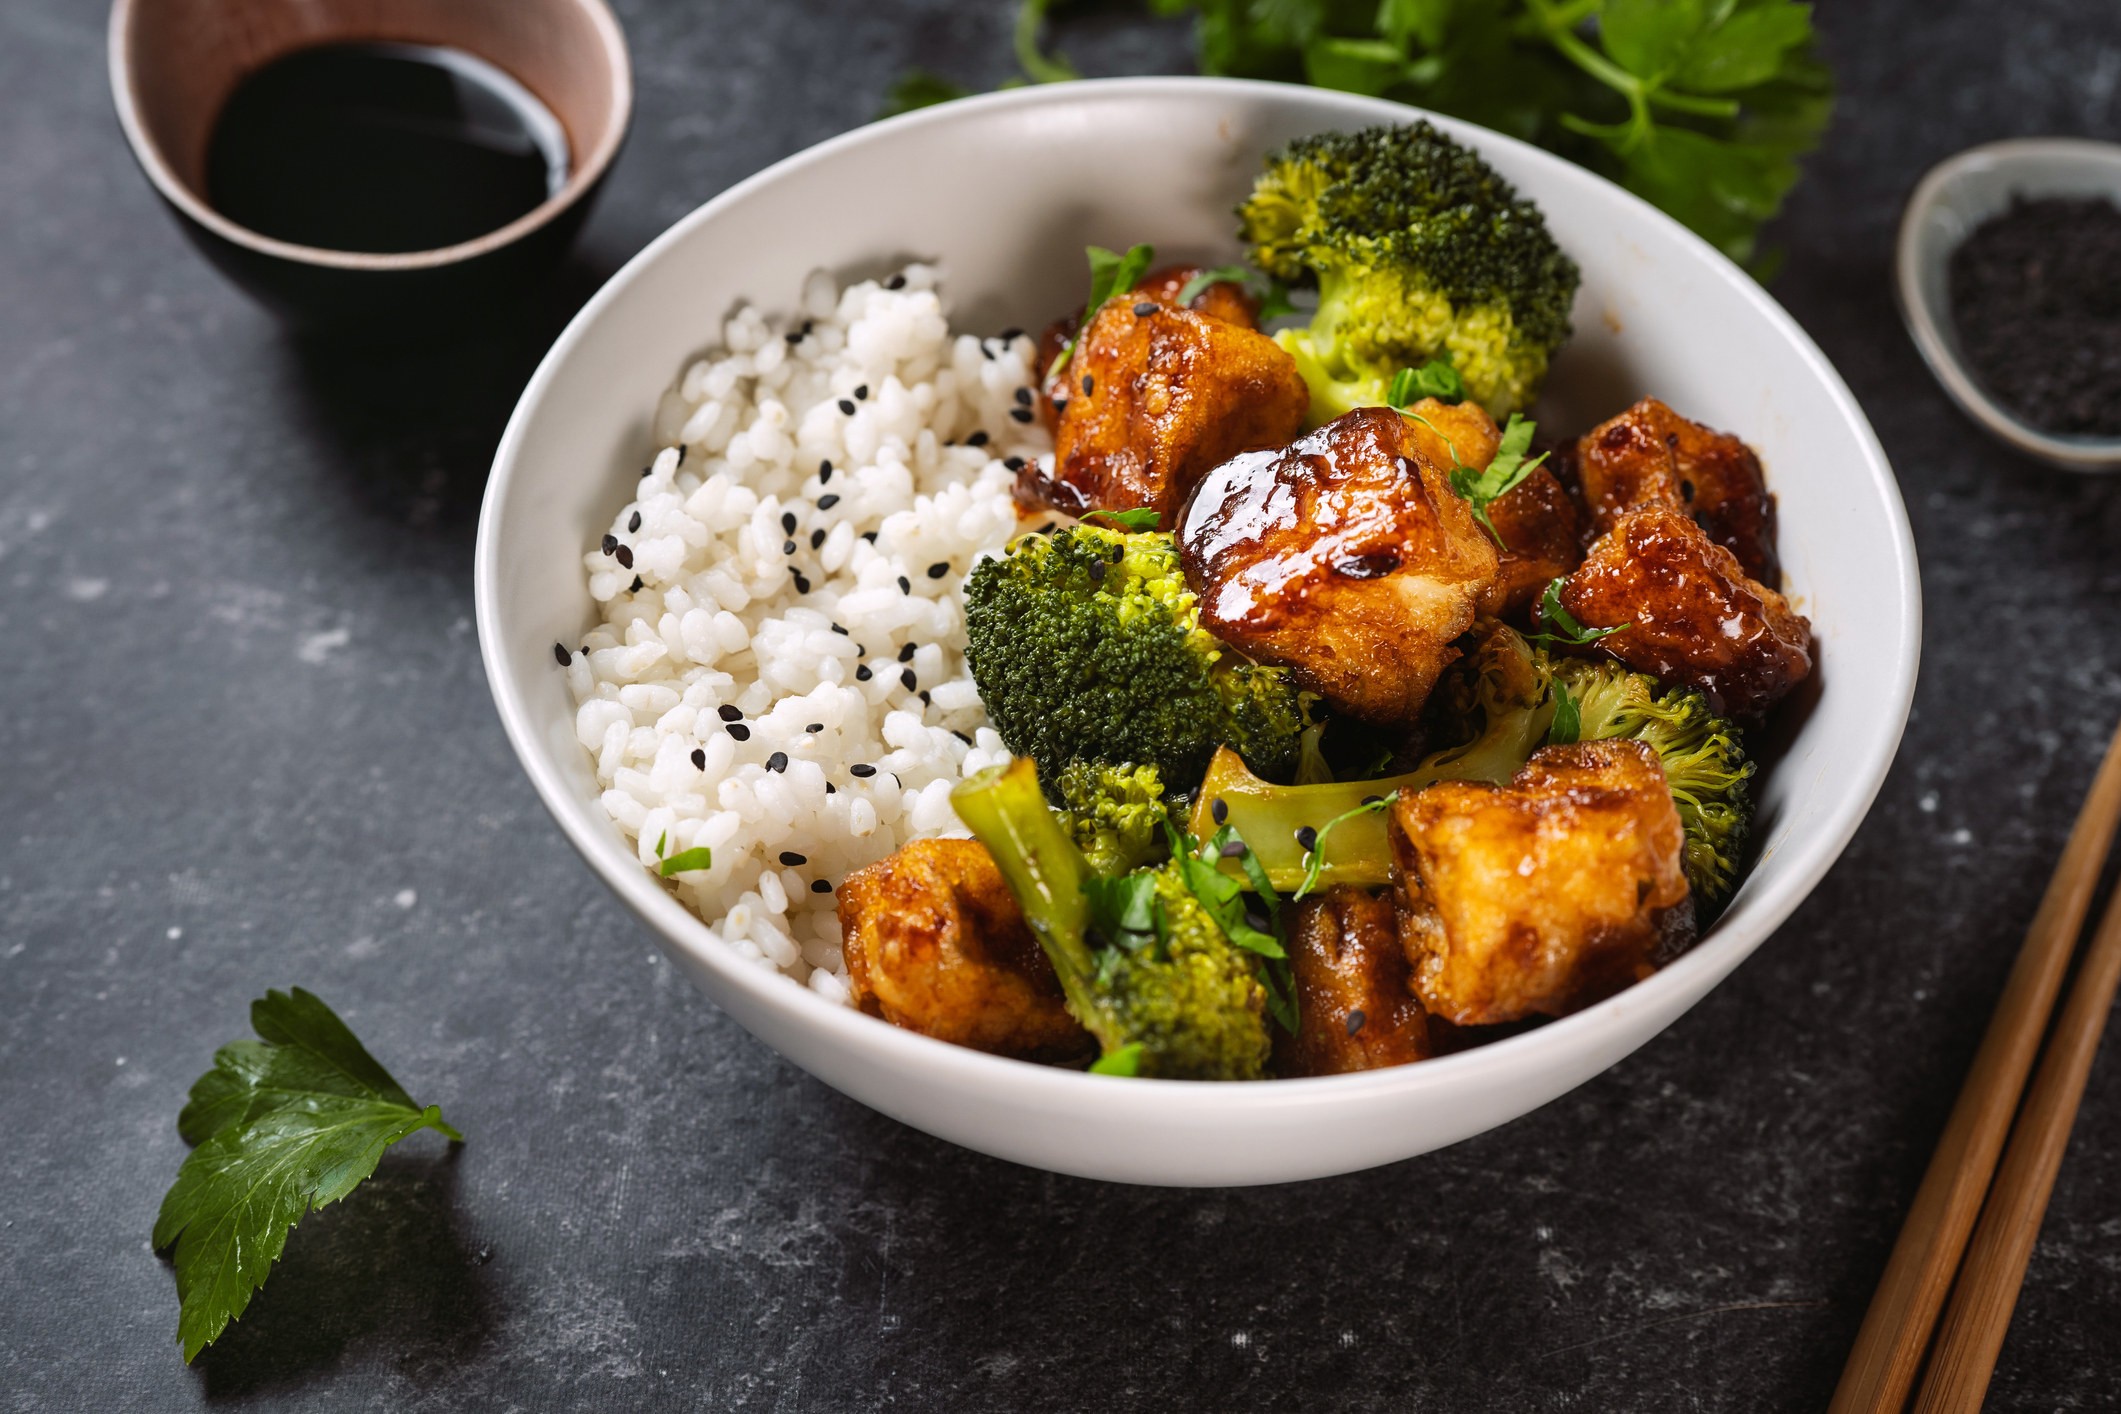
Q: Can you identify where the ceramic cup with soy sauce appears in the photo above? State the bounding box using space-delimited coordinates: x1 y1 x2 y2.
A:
108 0 631 332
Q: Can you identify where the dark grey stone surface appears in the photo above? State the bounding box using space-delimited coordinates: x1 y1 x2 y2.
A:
3 1 2119 1408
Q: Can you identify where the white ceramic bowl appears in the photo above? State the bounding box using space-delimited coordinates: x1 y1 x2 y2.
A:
476 78 1920 1187
1896 137 2121 472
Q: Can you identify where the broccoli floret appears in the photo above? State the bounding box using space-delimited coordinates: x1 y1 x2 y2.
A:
1553 659 1755 909
1238 121 1580 422
1054 760 1170 877
952 758 1270 1080
963 524 1313 791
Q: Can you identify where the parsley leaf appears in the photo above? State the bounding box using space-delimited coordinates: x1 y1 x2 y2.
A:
1523 575 1628 646
1089 1041 1144 1075
1292 796 1395 901
653 830 712 876
1175 263 1297 319
1080 506 1162 532
1410 409 1548 547
1386 360 1468 406
1048 243 1156 383
1084 871 1162 954
154 989 460 1362
1547 675 1582 745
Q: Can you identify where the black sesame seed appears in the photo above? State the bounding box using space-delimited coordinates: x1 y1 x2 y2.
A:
831 623 848 635
1051 398 1068 416
855 645 866 656
806 722 824 733
779 850 806 866
850 763 876 778
856 385 871 401
579 646 588 656
897 642 917 662
629 575 644 593
898 576 911 594
785 329 804 343
781 511 797 534
601 533 617 555
862 530 879 543
1346 1010 1366 1037
1133 301 1158 317
628 510 642 533
1014 387 1033 406
1088 560 1107 583
615 545 634 569
856 664 872 681
1009 407 1034 424
1295 825 1318 852
675 445 686 463
980 343 995 360
811 529 827 550
1211 797 1228 825
999 326 1023 341
952 729 973 745
818 493 840 510
1222 840 1248 859
919 690 931 706
886 273 906 290
553 642 572 666
783 539 798 555
718 705 742 722
838 399 856 415
811 878 833 892
640 465 653 478
690 748 706 769
766 752 788 772
727 722 751 740
1039 522 1056 534
900 668 917 691
927 561 948 579
1004 456 1026 471
1081 374 1094 395
966 430 989 447
792 573 811 594
819 459 833 479
825 783 836 795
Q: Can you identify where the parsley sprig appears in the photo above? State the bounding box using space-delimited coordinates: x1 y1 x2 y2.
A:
153 989 460 1362
1048 243 1156 384
1080 506 1162 532
1174 263 1299 319
1386 360 1469 407
1408 409 1549 548
1523 576 1628 647
887 0 1830 272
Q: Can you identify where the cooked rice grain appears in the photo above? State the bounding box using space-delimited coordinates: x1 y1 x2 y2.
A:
567 266 1042 1002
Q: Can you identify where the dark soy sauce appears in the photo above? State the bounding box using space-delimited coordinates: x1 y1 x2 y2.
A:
206 43 570 254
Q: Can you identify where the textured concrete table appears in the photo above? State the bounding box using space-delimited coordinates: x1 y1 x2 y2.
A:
5 1 2119 1408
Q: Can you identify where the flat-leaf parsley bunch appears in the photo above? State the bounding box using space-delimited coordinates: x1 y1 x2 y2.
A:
153 988 460 1361
887 0 1831 271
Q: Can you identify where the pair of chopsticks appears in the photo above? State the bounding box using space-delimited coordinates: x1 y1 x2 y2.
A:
1831 718 2121 1414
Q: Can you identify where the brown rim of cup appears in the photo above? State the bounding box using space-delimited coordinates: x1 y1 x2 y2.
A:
107 0 633 271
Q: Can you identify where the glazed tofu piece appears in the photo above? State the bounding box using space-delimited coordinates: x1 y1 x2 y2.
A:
1575 398 1780 586
1019 291 1309 523
840 839 1090 1063
1032 264 1263 432
1391 739 1693 1026
1178 405 1500 725
1559 504 1813 719
1272 885 1432 1078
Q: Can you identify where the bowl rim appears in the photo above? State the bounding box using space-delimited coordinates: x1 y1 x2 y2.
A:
476 76 1921 1115
104 0 634 272
1894 135 2121 472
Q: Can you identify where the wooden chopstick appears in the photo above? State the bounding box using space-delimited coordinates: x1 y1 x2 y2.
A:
1829 716 2121 1414
1910 872 2121 1412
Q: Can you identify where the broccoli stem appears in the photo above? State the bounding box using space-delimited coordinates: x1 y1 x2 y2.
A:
1183 749 1405 892
950 757 1100 1006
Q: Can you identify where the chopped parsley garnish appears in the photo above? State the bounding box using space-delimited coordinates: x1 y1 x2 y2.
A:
1524 576 1629 647
1047 243 1155 384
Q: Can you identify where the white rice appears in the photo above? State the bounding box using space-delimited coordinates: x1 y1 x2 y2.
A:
564 265 1046 1003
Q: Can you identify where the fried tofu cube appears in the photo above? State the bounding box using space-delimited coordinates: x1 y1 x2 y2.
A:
1178 404 1499 724
1390 739 1692 1026
1272 886 1432 1078
1032 263 1263 434
1019 292 1309 523
1576 398 1781 586
1559 503 1813 719
840 839 1090 1062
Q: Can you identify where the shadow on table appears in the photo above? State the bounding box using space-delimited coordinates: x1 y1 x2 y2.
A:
189 1149 496 1401
279 252 620 539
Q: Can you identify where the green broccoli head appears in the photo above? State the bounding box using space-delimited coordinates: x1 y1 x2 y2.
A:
963 524 1313 792
1054 760 1170 877
1239 122 1581 421
1555 658 1756 908
952 758 1269 1080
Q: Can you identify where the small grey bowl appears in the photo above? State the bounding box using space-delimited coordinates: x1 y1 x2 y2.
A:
1895 136 2121 472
